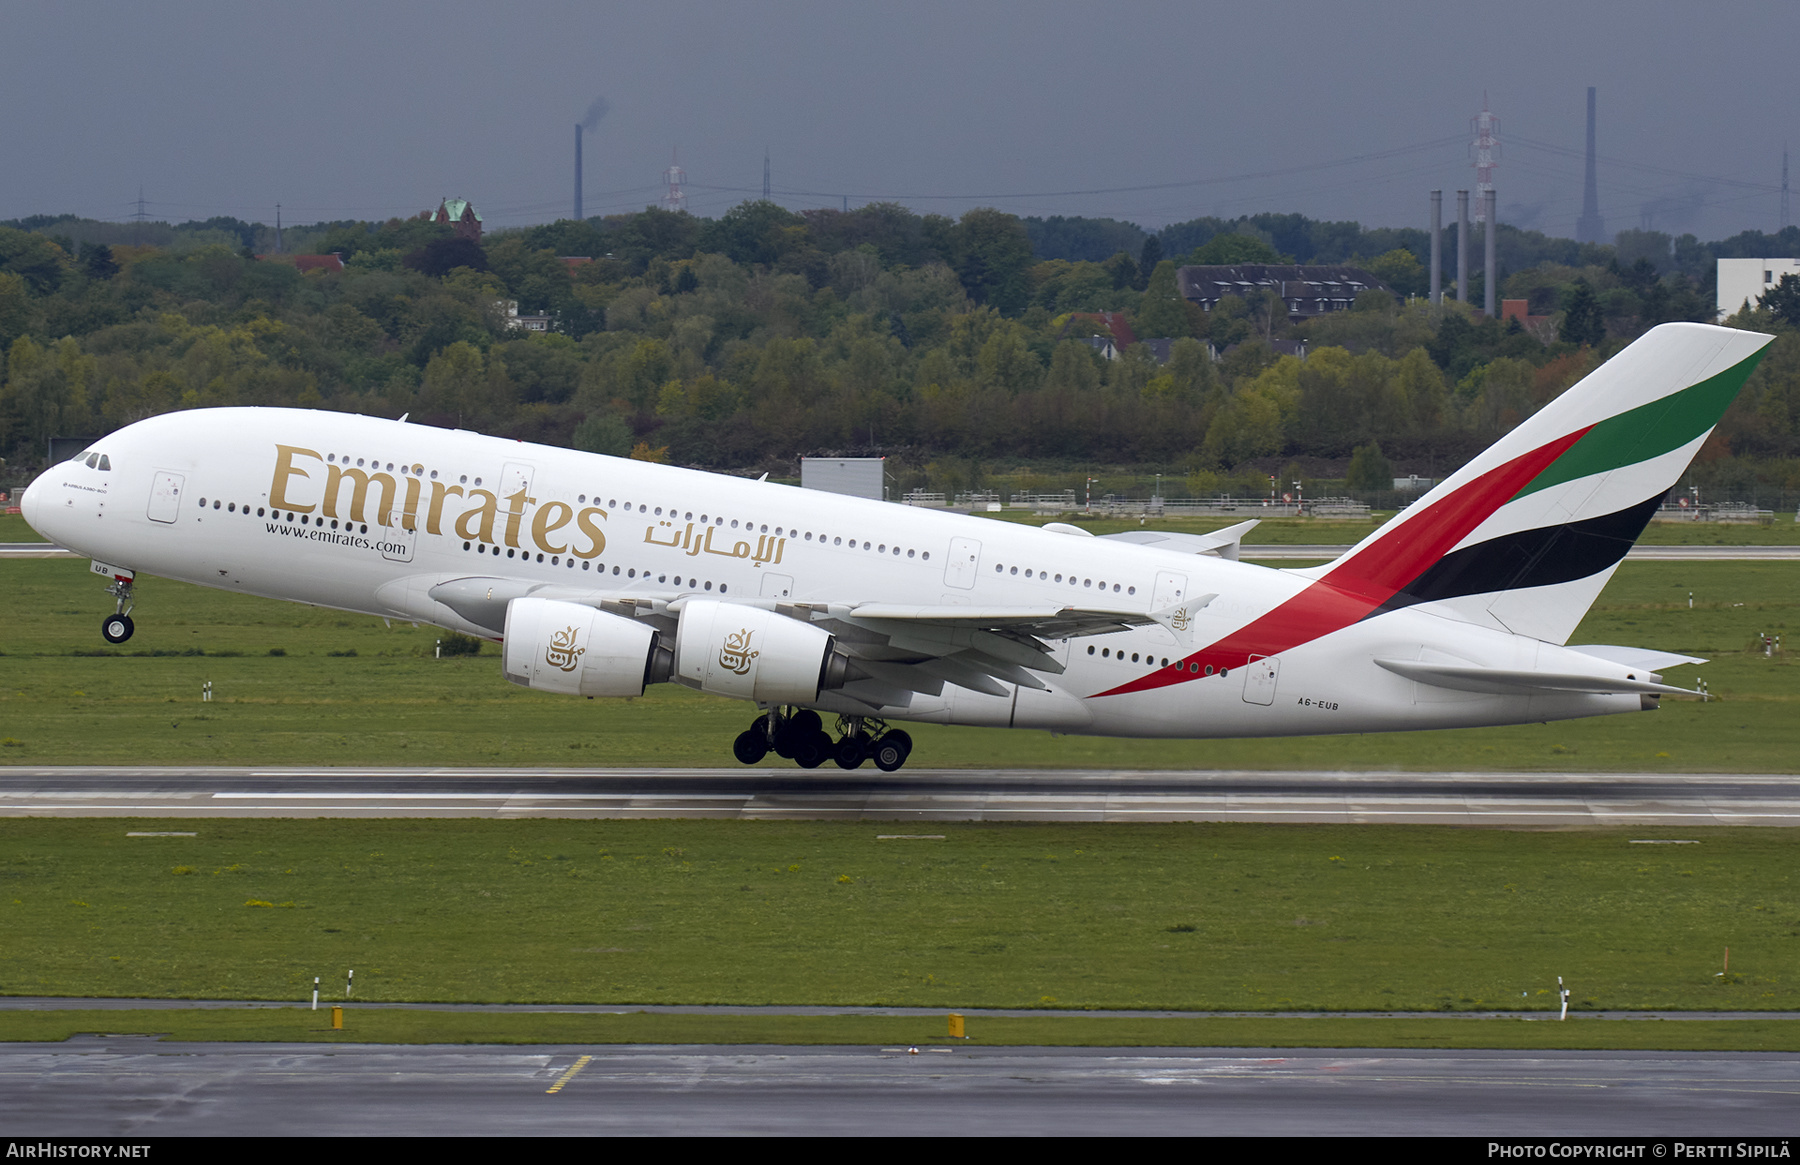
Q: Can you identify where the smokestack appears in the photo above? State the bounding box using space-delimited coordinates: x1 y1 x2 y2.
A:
574 125 584 221
1456 190 1469 303
1484 190 1497 316
1576 87 1604 244
1430 190 1442 304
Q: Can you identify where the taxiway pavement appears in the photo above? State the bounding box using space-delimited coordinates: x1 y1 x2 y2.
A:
5 1039 1795 1136
2 766 1797 824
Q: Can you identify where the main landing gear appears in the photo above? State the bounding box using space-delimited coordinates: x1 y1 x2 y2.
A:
101 577 136 644
732 710 913 772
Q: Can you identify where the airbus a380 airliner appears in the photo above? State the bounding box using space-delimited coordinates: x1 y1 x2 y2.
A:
19 322 1771 772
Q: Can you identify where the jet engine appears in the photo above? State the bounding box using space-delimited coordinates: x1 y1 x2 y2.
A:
502 597 664 697
674 599 853 703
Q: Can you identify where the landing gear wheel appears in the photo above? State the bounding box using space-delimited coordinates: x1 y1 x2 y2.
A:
101 614 134 644
771 717 797 759
794 731 832 769
732 729 769 765
832 732 871 770
872 730 912 772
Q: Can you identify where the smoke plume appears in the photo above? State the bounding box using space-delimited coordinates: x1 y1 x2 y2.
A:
580 96 609 132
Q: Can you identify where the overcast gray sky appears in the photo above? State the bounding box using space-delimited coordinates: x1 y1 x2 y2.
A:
2 0 1794 242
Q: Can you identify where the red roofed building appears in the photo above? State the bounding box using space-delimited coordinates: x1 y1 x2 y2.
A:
1059 310 1139 359
432 197 483 242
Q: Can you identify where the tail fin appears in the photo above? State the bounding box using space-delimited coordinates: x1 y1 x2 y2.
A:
1317 322 1773 643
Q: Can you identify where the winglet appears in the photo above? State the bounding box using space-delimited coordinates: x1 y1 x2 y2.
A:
1147 593 1217 645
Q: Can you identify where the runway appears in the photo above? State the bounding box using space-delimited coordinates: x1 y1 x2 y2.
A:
3 766 1799 824
5 1038 1796 1136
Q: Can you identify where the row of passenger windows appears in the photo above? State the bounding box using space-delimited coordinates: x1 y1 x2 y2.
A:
206 496 372 534
590 498 931 560
1087 643 1226 675
459 540 729 592
324 454 448 482
996 562 1135 595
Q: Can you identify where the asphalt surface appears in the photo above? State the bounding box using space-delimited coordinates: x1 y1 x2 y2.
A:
4 766 1798 824
4 1039 1796 1136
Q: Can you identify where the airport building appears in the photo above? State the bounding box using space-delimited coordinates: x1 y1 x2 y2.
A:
1716 257 1800 320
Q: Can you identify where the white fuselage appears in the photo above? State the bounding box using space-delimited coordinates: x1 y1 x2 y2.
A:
21 408 1649 739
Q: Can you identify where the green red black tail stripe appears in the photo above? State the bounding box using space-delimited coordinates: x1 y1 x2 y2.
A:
1367 492 1663 616
1095 427 1591 698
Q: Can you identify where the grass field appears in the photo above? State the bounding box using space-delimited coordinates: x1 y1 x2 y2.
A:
1 553 1792 770
7 1009 1800 1052
3 820 1795 1012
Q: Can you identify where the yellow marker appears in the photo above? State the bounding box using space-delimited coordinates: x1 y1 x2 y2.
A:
330 1006 343 1031
948 1013 965 1039
546 1054 592 1094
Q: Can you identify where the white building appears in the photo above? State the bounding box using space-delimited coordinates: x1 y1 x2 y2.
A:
1716 258 1800 320
800 457 885 501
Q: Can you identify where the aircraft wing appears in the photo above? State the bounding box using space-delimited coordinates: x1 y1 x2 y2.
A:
784 601 1157 700
427 576 1149 703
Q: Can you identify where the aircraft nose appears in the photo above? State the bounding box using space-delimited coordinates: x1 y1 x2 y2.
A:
18 470 53 538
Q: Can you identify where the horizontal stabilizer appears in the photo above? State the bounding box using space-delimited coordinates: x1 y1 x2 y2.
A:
1102 519 1260 560
1567 644 1707 671
1374 657 1698 697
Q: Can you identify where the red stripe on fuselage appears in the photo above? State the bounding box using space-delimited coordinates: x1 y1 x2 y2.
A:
1092 425 1592 698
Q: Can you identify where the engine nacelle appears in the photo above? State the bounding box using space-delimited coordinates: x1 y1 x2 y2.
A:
503 597 659 697
674 599 842 704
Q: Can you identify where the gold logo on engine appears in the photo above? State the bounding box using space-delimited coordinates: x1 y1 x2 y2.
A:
545 625 584 672
719 628 758 675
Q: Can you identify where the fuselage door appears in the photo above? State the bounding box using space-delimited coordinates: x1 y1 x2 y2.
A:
147 471 185 524
500 461 535 508
943 537 982 590
760 573 794 598
1242 654 1280 705
380 521 416 563
1152 570 1188 610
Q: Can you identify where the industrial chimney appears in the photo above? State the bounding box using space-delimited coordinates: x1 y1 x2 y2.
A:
574 125 584 221
1576 88 1605 245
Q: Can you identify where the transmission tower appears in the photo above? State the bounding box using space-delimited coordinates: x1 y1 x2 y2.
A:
131 186 149 244
662 149 687 213
1471 95 1500 223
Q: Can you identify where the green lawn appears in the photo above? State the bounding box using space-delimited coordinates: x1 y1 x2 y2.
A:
2 820 1796 1012
2 555 1793 770
5 1008 1800 1052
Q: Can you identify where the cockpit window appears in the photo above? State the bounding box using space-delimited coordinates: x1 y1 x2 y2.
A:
84 453 99 469
97 455 111 471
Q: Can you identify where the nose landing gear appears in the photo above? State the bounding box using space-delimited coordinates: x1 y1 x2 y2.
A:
730 709 913 771
100 576 136 644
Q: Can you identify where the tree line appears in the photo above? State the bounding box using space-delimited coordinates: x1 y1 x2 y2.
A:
2 202 1797 503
